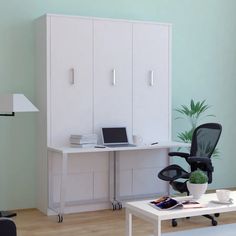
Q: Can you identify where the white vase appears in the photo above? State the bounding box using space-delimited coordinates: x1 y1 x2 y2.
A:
187 181 208 199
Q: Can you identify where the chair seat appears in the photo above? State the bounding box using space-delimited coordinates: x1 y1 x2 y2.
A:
158 164 189 181
171 180 188 193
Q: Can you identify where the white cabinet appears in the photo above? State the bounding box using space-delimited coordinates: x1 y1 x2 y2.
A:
118 149 169 199
93 20 133 141
47 17 110 213
36 14 171 215
49 17 94 146
48 152 109 204
133 23 171 143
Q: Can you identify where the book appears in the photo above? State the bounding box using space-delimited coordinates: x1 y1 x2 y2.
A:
70 134 98 145
70 134 97 140
70 139 97 144
70 143 95 148
150 196 206 210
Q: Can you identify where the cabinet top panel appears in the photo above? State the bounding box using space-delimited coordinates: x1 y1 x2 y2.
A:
39 13 172 27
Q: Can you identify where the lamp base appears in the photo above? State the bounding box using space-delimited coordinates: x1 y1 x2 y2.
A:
0 211 17 218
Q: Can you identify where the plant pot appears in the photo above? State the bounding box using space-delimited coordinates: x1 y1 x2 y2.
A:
187 181 208 199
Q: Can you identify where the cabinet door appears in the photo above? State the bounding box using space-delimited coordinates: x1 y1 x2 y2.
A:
133 23 171 143
118 149 169 198
49 152 109 203
49 16 93 146
93 20 133 141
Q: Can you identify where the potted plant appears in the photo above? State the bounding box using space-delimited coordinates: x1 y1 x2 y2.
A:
187 169 208 199
175 99 214 142
175 99 219 157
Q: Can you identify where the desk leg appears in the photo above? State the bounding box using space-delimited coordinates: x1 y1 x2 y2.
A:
125 209 132 236
154 219 161 236
110 151 122 210
58 152 68 223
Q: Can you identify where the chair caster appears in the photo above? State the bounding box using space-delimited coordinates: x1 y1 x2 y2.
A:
118 202 122 210
172 219 177 227
112 201 122 210
214 213 220 217
212 220 217 226
58 214 63 223
112 203 116 211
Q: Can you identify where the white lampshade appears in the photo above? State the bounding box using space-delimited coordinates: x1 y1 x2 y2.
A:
0 94 38 113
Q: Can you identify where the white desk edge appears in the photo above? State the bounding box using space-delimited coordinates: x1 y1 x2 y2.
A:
47 141 190 154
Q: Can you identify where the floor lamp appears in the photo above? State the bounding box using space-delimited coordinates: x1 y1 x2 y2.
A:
0 94 38 217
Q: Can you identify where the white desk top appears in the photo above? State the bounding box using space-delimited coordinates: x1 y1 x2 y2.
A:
48 141 190 154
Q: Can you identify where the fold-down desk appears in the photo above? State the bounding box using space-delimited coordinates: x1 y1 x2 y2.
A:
48 141 189 222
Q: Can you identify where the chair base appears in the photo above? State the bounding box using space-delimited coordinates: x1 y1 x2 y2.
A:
203 214 218 226
171 214 218 227
0 211 17 218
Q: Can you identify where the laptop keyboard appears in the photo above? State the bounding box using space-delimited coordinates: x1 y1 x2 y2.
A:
106 144 136 148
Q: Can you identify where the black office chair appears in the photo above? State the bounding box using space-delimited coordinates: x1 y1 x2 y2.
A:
0 218 17 236
158 123 222 227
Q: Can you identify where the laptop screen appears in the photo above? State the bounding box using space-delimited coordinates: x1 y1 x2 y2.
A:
102 127 128 145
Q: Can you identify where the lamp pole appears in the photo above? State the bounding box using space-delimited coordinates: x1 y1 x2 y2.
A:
0 94 38 218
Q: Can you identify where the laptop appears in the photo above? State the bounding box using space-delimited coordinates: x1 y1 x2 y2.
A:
101 127 136 147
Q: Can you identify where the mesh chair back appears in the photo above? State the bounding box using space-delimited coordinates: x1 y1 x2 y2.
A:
190 123 222 158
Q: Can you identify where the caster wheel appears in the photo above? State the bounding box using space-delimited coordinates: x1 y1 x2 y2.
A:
58 214 63 223
172 219 177 227
212 220 217 226
214 213 220 217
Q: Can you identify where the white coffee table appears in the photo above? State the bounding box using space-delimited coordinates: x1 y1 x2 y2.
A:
125 191 236 236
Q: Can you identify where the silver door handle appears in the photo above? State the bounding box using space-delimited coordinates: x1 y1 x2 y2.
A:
112 69 116 86
71 68 75 85
149 70 154 86
70 68 78 85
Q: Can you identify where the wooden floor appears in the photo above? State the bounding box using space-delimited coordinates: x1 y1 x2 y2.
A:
14 208 236 236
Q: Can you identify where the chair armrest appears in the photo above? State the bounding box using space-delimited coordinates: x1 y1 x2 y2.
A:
168 152 190 159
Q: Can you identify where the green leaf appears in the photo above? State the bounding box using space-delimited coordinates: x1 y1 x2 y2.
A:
177 130 193 143
175 99 214 122
174 99 220 159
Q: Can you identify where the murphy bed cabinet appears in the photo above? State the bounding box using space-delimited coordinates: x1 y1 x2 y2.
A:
36 14 172 215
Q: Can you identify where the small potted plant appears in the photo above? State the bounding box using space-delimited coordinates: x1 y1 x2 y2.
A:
187 169 208 199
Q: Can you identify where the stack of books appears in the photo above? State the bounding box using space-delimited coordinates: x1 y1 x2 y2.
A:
70 134 98 148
